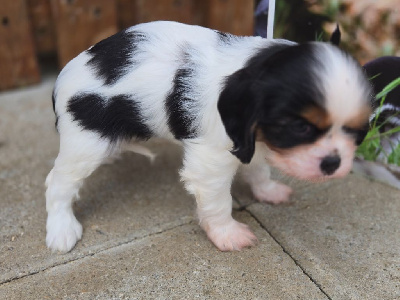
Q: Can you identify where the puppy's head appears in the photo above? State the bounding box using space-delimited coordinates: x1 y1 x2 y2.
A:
218 42 373 181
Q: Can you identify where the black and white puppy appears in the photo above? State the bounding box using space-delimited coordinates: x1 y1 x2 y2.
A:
46 21 372 252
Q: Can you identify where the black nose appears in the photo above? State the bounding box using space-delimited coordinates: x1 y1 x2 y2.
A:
320 155 341 175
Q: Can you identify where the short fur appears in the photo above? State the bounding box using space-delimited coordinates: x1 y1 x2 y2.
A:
46 21 372 253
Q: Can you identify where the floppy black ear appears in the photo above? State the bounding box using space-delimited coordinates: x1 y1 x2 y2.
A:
218 71 259 164
330 24 341 46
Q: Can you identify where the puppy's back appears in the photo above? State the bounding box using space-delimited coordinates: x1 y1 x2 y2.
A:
52 21 271 143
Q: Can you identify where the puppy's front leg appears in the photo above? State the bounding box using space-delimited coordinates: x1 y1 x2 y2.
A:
181 142 257 251
241 142 293 204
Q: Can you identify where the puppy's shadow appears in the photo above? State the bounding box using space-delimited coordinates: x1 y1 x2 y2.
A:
74 143 185 224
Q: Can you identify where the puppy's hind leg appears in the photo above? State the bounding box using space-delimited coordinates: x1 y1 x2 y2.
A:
180 142 257 251
46 128 117 253
241 142 292 204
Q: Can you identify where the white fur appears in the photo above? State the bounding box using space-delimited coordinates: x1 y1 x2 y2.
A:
316 43 370 125
46 21 370 252
241 142 293 203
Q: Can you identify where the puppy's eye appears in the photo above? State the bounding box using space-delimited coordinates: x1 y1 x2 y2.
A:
289 120 313 136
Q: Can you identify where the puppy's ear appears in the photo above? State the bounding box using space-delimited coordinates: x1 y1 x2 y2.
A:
218 72 259 164
330 24 341 46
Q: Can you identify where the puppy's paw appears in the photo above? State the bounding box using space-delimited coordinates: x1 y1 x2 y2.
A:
252 180 293 204
204 219 258 251
46 211 82 253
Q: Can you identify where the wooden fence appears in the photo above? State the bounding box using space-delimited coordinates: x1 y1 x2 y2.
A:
0 0 254 91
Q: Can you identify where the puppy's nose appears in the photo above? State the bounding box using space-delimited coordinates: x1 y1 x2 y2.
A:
320 155 341 175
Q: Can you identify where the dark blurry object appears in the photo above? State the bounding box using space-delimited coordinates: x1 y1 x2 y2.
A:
273 0 330 42
0 0 40 90
329 23 340 46
364 56 400 162
254 0 269 37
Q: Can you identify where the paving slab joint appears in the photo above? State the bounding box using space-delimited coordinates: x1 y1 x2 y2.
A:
246 209 333 300
0 217 194 286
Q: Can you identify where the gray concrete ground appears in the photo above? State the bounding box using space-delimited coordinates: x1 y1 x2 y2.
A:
0 76 399 300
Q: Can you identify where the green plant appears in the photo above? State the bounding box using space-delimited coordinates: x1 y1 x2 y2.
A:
356 77 400 165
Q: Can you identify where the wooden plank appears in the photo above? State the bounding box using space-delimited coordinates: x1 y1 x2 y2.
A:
27 0 57 55
205 0 254 36
51 0 118 68
0 0 41 90
117 0 205 29
118 0 254 35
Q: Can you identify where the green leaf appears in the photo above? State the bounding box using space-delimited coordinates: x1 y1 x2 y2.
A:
375 77 400 100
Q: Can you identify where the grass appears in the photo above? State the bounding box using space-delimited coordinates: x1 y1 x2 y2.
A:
356 77 400 166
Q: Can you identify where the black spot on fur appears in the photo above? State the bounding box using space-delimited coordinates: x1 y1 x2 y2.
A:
67 93 152 142
216 31 234 44
86 30 147 85
165 58 197 140
52 90 59 130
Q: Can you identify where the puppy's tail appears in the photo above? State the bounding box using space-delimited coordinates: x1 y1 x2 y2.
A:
124 143 156 163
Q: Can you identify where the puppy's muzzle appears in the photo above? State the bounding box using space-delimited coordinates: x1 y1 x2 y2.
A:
320 155 341 175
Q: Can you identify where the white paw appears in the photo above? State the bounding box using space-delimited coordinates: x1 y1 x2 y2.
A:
203 219 258 251
252 180 293 204
46 211 82 253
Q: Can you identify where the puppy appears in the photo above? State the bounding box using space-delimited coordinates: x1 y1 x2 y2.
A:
46 21 372 253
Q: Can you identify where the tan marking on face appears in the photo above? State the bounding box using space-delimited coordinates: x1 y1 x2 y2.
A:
255 127 266 142
301 106 332 130
343 105 372 129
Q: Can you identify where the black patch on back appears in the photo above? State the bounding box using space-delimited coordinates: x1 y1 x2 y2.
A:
165 53 197 140
67 93 152 142
86 30 147 85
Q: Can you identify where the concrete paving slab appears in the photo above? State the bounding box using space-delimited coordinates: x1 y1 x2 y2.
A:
0 76 242 285
0 212 328 300
0 78 198 283
247 174 400 300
